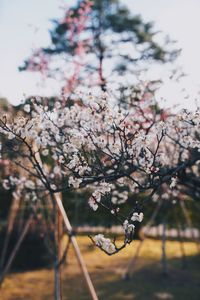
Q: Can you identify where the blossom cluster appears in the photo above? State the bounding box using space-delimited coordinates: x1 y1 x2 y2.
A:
0 91 200 254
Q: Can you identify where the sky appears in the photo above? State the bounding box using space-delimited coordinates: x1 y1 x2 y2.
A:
0 0 200 109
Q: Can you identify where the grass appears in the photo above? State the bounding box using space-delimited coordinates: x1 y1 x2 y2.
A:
1 237 200 300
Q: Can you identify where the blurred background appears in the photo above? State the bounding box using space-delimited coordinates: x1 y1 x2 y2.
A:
0 0 200 108
0 1 200 299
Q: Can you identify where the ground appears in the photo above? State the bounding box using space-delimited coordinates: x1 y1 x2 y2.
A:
1 237 200 300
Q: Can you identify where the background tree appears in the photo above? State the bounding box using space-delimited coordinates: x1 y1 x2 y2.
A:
20 0 179 96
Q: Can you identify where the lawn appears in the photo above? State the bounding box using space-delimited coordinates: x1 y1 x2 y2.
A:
1 237 200 300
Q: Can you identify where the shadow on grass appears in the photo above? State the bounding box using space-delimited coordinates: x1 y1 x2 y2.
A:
93 254 200 300
1 238 200 300
44 252 200 300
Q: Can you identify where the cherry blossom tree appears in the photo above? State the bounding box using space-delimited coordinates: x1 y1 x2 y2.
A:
0 90 199 255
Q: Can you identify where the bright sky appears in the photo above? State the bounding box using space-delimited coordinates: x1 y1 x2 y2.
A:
0 0 200 109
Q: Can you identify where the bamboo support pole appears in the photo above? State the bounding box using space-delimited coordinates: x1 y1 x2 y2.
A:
161 219 168 276
57 207 63 300
123 239 144 280
34 146 98 300
0 195 21 270
176 221 187 269
0 215 33 286
54 205 62 300
54 193 98 300
123 199 162 279
180 200 200 251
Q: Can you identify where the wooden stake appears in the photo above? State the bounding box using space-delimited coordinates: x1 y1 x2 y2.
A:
55 204 63 300
161 219 168 276
123 199 162 279
54 193 98 300
0 195 21 270
34 146 98 300
54 206 62 300
176 221 187 269
180 200 200 252
123 239 144 280
0 215 33 286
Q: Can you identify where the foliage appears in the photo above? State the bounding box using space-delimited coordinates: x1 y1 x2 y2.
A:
20 0 179 94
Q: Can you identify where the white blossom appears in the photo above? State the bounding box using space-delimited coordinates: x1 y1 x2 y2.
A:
2 179 10 190
24 104 31 113
88 197 98 211
123 220 135 234
131 212 144 223
93 234 116 254
170 177 177 189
